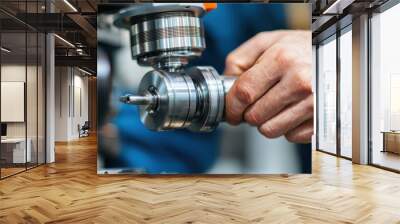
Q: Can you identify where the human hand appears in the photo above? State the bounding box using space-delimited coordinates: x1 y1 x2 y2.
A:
224 30 313 143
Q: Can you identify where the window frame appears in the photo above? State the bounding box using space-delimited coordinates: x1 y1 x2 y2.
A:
315 21 353 160
0 0 48 180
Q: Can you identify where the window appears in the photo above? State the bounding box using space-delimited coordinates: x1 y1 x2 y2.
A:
317 36 337 154
339 27 352 158
370 3 400 171
0 1 47 179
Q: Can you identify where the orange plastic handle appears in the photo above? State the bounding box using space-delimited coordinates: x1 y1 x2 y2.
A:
203 3 217 12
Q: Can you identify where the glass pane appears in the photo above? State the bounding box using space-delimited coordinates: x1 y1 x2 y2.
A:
0 1 46 178
38 32 45 165
371 4 400 171
1 30 27 177
339 29 352 158
27 31 38 169
317 37 337 154
26 0 40 169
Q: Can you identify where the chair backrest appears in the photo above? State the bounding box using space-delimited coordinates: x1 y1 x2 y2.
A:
82 121 90 129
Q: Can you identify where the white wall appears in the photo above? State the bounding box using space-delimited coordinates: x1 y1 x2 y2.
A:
1 65 29 138
1 82 25 122
1 65 26 137
72 72 89 138
54 67 89 141
55 66 69 141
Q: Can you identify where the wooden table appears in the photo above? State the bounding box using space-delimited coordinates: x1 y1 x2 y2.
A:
381 131 400 154
0 138 31 164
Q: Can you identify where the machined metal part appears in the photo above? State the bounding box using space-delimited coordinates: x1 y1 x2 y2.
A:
121 67 237 132
114 4 206 71
116 4 237 132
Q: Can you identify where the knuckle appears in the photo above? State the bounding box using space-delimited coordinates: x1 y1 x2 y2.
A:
225 112 238 125
255 32 268 42
259 123 278 138
275 46 295 68
225 96 239 123
224 98 233 115
235 82 255 105
245 110 264 126
225 53 239 67
293 72 312 95
306 97 314 114
285 132 298 143
285 127 313 143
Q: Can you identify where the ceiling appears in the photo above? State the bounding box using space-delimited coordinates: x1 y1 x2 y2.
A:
0 0 97 73
310 0 391 43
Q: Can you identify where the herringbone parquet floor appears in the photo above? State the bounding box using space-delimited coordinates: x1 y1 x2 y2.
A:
1 135 400 223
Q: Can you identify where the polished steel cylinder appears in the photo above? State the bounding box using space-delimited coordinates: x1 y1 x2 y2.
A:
122 66 237 132
114 5 206 71
130 12 205 70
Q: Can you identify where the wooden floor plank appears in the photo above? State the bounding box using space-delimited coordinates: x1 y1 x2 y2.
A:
1 135 400 223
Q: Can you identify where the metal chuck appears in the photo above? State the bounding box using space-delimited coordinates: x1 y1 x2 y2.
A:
121 66 236 132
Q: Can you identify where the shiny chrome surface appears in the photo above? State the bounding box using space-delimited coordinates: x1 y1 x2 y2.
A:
130 16 201 33
222 76 236 95
186 67 225 132
131 36 205 58
116 4 237 132
135 70 198 130
115 5 206 71
114 4 205 29
129 13 205 70
122 67 237 132
120 94 157 105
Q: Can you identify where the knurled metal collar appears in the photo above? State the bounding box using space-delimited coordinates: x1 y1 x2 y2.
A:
114 4 205 29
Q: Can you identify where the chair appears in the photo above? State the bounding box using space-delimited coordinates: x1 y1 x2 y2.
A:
78 121 90 138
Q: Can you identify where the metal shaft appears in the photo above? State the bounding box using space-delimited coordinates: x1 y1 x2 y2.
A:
120 94 157 105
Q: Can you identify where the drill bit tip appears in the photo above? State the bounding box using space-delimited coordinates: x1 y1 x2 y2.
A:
120 94 155 105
